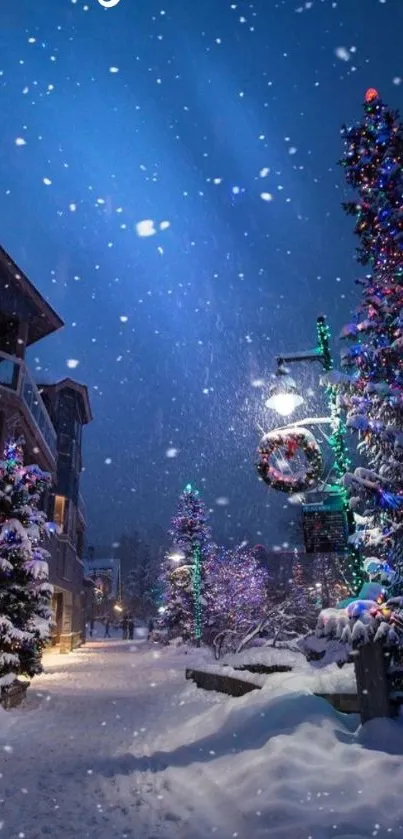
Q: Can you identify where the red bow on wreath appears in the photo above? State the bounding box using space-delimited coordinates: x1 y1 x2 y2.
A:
284 438 299 460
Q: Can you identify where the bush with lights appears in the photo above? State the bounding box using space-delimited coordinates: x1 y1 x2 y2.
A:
0 439 53 689
313 557 403 664
203 544 269 644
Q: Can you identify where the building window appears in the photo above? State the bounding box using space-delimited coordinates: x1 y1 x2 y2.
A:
54 495 66 530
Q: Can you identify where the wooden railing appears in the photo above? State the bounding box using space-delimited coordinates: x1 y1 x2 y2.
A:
0 349 57 460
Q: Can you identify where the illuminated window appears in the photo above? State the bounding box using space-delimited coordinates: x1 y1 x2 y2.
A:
54 495 66 529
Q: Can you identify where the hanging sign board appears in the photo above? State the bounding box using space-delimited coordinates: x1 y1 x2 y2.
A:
302 498 349 554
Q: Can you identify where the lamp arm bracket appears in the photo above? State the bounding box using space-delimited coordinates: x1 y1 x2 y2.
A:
261 416 332 434
277 348 325 367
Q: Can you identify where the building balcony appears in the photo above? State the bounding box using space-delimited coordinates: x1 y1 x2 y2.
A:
0 350 57 467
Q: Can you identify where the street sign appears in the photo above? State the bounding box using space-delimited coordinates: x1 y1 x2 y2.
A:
302 499 349 554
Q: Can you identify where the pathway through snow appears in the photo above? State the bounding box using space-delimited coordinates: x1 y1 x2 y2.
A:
0 634 237 839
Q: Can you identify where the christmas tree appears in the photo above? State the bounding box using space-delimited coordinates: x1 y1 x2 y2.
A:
0 439 53 688
159 484 211 643
334 88 403 587
203 545 268 642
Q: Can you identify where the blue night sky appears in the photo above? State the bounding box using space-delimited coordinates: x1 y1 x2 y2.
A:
1 0 402 550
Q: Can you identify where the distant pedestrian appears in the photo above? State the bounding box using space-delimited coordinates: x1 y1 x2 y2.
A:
122 615 128 640
89 618 95 638
104 618 111 638
128 617 134 641
147 618 154 641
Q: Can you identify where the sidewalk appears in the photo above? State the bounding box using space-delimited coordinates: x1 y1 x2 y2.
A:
0 636 191 839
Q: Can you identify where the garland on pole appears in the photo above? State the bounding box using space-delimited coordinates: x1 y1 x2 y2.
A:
317 318 363 594
316 316 352 480
192 542 202 644
257 427 323 493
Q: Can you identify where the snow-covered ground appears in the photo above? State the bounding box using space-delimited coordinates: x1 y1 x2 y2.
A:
2 627 403 838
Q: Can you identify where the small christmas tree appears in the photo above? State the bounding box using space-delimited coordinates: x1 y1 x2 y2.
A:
159 484 211 643
0 439 53 688
333 89 403 587
204 545 268 641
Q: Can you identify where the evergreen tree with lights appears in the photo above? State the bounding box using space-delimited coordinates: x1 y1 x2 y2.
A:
203 545 268 642
159 484 211 643
333 88 403 591
0 439 53 689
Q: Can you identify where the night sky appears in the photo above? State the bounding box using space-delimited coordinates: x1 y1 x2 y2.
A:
1 0 402 551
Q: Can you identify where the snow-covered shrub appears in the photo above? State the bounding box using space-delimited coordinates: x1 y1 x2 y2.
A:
0 439 53 687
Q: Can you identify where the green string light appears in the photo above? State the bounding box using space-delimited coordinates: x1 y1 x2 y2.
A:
192 543 202 644
316 316 364 595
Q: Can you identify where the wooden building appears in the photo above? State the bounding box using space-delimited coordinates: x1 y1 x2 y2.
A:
0 245 92 652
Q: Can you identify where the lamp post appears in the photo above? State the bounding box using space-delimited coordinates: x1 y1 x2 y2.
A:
168 543 202 647
264 315 362 594
266 316 349 474
191 541 202 647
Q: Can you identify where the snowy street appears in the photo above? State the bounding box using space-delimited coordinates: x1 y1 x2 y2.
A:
3 635 403 839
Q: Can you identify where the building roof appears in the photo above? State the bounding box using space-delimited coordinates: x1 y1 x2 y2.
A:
41 378 93 424
0 245 64 345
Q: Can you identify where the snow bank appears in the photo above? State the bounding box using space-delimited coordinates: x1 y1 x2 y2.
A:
161 673 402 837
223 644 303 670
223 643 357 695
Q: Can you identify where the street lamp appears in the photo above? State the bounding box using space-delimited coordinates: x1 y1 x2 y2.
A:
169 540 202 647
168 551 186 564
265 365 304 417
260 314 362 595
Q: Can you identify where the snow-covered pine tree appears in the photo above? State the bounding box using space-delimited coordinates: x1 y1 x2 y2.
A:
203 545 268 642
0 439 53 688
334 89 403 583
159 484 211 643
124 542 158 618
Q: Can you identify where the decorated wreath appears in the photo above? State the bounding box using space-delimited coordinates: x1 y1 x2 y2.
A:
256 427 323 493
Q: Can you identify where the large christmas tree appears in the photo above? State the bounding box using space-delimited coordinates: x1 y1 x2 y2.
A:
0 439 53 688
160 484 211 643
335 88 403 584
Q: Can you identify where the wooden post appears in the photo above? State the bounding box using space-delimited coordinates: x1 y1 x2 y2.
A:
354 641 392 723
